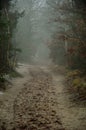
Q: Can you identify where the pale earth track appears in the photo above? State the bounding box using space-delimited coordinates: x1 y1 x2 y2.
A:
0 64 86 130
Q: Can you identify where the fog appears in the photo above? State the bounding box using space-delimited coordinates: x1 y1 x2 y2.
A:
10 0 63 65
0 1 86 130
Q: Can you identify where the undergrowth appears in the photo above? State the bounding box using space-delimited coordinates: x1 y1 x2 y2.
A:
66 69 86 101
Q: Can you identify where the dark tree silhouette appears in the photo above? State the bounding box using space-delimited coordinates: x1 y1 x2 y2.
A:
0 0 11 10
73 0 86 8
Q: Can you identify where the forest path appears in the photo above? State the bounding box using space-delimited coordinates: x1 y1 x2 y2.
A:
0 64 86 130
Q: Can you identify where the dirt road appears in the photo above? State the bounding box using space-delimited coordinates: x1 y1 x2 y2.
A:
0 64 86 130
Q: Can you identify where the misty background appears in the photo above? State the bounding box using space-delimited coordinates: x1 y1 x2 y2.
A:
10 0 64 65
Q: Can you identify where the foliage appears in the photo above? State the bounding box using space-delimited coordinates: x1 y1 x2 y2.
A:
0 8 21 89
0 10 13 73
48 35 66 65
10 70 23 78
66 70 86 97
48 0 86 71
66 69 81 78
47 0 86 98
72 78 81 86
